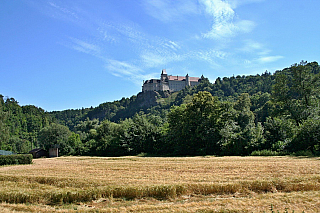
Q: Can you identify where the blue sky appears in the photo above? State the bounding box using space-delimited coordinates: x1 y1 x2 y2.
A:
1 0 319 111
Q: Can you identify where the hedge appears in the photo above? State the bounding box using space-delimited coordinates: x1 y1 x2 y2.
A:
0 154 33 166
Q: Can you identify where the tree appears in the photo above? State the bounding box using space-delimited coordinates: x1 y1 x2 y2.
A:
75 118 99 134
94 119 124 156
272 61 320 125
289 116 320 154
67 133 87 155
75 118 99 143
120 113 163 155
263 117 296 151
0 96 9 149
38 123 72 155
219 93 264 155
250 92 271 123
234 93 254 128
167 91 223 155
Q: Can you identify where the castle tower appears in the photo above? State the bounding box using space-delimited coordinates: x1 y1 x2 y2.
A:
160 69 169 91
161 69 167 81
186 73 191 86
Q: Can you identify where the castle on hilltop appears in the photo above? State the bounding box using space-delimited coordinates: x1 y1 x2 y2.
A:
142 69 201 92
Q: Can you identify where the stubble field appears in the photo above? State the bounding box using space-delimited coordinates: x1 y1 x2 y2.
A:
0 156 319 212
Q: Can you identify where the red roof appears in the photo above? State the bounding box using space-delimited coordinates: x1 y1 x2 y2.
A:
190 77 200 81
168 76 200 82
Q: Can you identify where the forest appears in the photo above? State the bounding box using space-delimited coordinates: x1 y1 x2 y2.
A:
1 61 320 157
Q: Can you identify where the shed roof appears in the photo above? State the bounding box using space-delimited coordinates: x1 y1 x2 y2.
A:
0 150 14 155
29 148 46 153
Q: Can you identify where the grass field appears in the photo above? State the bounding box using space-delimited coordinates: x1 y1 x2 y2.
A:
0 156 319 212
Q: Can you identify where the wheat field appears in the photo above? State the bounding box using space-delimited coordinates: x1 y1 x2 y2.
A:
0 156 319 212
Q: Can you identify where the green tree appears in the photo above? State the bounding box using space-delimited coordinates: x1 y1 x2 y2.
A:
0 96 10 149
94 120 122 156
250 92 271 123
67 132 87 155
290 116 320 154
263 116 296 151
74 118 99 143
167 91 223 155
121 113 163 155
272 61 320 125
219 93 264 155
38 123 72 155
166 104 187 155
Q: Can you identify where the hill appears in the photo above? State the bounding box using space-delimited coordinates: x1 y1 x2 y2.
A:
1 61 320 156
50 71 275 130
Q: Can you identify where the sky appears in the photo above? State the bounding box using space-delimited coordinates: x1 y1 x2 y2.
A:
1 0 319 111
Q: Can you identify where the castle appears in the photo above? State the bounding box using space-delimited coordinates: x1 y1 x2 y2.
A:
142 69 201 92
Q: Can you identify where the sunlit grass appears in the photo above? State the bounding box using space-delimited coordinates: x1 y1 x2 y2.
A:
0 156 319 212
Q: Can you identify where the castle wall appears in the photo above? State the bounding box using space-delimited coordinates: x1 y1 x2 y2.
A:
142 79 161 92
142 71 200 92
168 80 187 92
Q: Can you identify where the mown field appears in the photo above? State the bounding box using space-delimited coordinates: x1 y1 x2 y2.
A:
0 156 319 212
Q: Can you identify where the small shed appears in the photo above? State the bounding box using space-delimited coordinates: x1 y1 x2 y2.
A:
29 149 48 158
0 150 14 155
49 148 58 158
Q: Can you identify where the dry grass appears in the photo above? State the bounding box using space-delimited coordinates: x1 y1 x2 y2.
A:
0 156 319 212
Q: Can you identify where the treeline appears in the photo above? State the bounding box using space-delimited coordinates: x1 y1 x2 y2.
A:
49 69 275 130
1 61 320 156
0 96 54 153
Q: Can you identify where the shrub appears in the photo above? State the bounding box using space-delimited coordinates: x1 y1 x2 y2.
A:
250 149 280 156
293 150 314 157
0 154 33 166
289 117 320 154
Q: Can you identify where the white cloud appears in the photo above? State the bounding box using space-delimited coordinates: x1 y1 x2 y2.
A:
141 52 165 68
142 0 198 22
164 41 181 51
195 49 227 62
201 0 234 21
228 0 265 9
48 2 78 19
236 20 255 33
45 1 82 24
239 39 273 58
69 38 101 56
258 56 284 63
238 40 283 65
241 40 263 52
140 51 184 68
98 21 146 45
244 59 252 64
106 59 142 77
96 27 117 44
105 59 159 85
200 0 255 39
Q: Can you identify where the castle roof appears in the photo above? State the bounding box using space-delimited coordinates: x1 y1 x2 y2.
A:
144 79 160 84
168 75 200 82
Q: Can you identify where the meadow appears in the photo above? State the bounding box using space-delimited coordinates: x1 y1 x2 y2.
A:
0 156 319 212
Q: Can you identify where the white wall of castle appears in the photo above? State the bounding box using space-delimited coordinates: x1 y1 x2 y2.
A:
168 80 188 92
142 80 161 91
142 72 200 92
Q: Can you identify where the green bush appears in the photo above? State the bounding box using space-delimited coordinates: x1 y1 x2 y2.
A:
0 154 33 166
250 149 281 156
293 150 314 157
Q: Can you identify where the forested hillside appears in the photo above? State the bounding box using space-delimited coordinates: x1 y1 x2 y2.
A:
50 69 274 130
0 96 55 153
1 61 320 156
